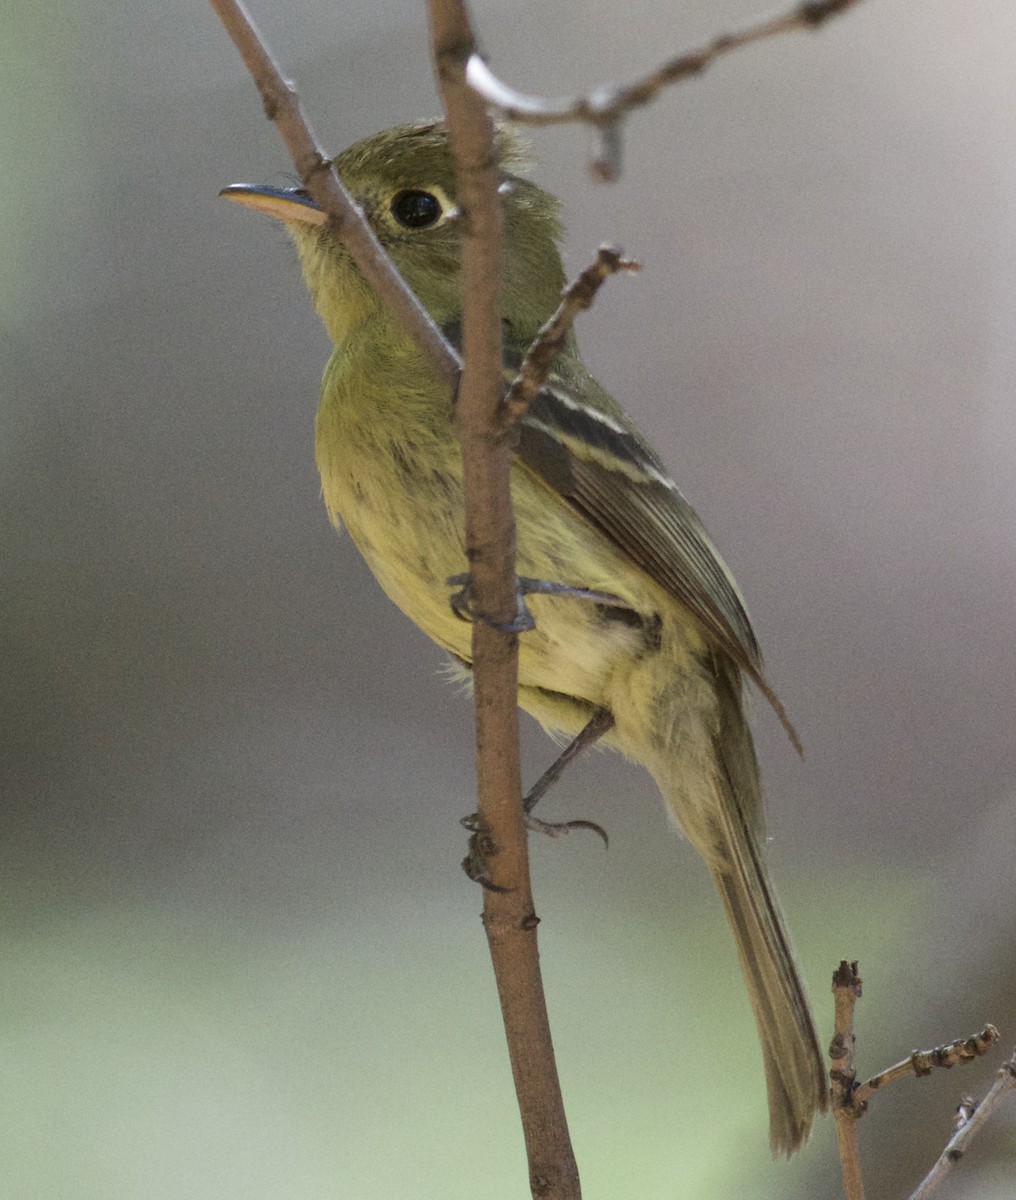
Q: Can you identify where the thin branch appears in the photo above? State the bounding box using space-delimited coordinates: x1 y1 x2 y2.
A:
502 246 639 427
855 1025 1000 1107
908 1049 1016 1200
830 961 866 1200
427 2 582 1199
829 961 1002 1200
208 0 460 391
465 0 865 179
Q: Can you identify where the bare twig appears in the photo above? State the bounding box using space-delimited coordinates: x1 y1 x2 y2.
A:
908 1048 1016 1200
855 1025 1000 1107
208 0 460 390
428 2 582 1198
830 961 865 1200
502 246 639 427
829 962 1002 1200
465 0 864 179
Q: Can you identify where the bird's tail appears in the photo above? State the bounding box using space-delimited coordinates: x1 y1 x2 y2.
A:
708 796 828 1155
651 656 827 1155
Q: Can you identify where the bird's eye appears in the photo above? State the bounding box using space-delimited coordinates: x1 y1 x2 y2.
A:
390 189 443 229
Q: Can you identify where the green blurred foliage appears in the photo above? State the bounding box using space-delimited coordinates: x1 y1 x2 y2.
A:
0 864 926 1199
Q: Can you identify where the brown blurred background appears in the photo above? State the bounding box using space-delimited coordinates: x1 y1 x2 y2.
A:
4 1 1016 1196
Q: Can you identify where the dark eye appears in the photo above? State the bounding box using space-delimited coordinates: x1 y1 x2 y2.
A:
391 189 443 229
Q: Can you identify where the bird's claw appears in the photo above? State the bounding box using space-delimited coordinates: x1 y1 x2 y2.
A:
525 813 609 849
461 808 609 859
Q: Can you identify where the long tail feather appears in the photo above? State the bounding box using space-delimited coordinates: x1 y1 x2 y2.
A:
651 654 827 1154
709 787 828 1154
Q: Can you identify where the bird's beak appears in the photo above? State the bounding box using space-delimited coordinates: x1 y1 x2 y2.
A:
219 183 327 227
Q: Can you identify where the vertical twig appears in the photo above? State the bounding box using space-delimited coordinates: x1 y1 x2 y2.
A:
831 961 865 1200
427 3 582 1198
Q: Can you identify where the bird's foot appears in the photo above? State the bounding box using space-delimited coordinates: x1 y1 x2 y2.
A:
447 573 534 633
460 785 609 889
460 814 510 892
447 573 627 634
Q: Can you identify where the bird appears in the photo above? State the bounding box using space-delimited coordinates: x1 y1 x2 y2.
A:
222 120 827 1154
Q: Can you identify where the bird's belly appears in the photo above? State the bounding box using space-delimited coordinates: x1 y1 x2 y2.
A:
316 423 663 723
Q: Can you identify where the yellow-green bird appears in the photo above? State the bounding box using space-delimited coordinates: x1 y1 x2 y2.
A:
223 121 827 1154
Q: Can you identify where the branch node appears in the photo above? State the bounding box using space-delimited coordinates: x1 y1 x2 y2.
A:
829 1032 853 1063
954 1095 977 1129
437 35 476 79
304 153 334 178
591 121 623 182
799 0 857 26
832 959 862 995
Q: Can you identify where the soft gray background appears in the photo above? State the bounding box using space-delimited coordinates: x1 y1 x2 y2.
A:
4 1 1016 1197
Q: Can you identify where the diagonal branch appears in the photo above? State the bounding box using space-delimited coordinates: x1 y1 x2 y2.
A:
208 0 460 390
908 1048 1016 1200
465 0 865 179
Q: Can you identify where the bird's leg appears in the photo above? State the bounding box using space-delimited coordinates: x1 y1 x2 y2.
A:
461 708 615 892
448 573 627 634
451 568 621 886
523 708 614 845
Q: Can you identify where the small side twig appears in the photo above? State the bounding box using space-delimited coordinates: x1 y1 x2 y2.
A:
908 1048 1016 1200
465 0 865 178
502 246 640 427
855 1025 1000 1107
208 0 460 390
830 961 1003 1200
830 961 865 1200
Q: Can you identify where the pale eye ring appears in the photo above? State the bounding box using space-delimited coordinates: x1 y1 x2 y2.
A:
390 188 443 229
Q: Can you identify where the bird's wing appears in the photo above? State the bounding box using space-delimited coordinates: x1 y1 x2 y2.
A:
515 373 800 751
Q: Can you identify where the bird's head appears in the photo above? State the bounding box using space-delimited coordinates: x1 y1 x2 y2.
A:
222 121 566 347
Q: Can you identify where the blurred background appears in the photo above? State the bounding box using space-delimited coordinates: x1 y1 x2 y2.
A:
4 0 1016 1196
